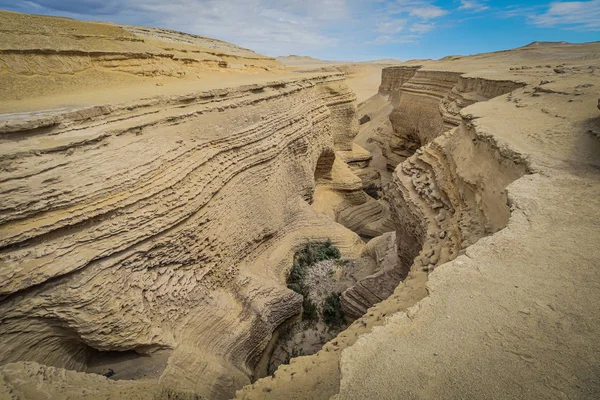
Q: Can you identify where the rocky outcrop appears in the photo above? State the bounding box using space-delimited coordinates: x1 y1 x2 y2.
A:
340 232 403 318
389 116 529 275
0 72 367 399
0 362 160 399
336 56 600 400
374 67 525 170
378 66 420 94
240 42 600 400
338 69 528 318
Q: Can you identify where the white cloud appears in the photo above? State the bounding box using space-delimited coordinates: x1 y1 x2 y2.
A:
410 22 435 33
4 0 453 56
366 1 448 47
458 1 489 12
7 0 350 56
529 0 600 30
376 18 408 33
389 0 448 19
368 34 419 45
408 5 447 18
499 5 542 18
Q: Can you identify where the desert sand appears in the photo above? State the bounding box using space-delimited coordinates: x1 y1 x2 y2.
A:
0 10 599 400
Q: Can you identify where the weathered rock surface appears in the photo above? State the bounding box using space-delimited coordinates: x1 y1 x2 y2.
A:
238 41 600 399
0 362 160 400
0 14 370 396
2 12 600 400
340 68 529 320
337 63 600 400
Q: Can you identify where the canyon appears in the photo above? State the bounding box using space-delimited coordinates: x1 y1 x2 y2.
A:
1 10 599 400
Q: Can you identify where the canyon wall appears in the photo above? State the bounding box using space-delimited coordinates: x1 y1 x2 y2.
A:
336 51 600 400
240 44 600 399
236 66 535 400
385 67 528 272
3 15 599 399
375 67 525 170
339 67 527 319
0 73 366 399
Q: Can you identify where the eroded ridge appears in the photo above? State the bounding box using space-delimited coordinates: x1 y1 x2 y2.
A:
1 20 599 400
237 43 600 399
0 10 282 104
0 73 369 399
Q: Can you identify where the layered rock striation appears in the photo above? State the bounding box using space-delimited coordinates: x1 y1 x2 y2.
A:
375 67 524 169
0 72 367 399
0 10 282 104
239 42 600 399
340 67 528 319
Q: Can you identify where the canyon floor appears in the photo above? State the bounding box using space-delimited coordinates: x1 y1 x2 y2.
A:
1 10 599 400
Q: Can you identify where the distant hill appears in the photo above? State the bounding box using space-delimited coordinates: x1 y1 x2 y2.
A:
276 55 334 66
277 55 403 66
359 58 403 64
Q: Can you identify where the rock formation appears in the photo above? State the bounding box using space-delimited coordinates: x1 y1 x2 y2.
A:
0 72 373 398
2 11 600 400
0 10 281 106
237 42 600 399
0 12 376 399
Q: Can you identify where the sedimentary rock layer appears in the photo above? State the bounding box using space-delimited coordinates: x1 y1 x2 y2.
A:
376 67 525 170
0 73 365 399
239 42 600 400
339 68 528 319
0 10 282 103
337 59 600 400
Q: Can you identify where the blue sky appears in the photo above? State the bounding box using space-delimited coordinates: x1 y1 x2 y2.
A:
1 1 599 60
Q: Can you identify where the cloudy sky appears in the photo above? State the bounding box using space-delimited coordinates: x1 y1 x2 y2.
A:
2 0 599 60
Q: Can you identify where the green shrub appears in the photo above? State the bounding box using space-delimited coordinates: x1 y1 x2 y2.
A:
288 282 307 297
302 298 318 322
323 293 345 327
287 240 341 293
282 347 305 366
286 240 341 323
312 239 341 261
291 348 305 358
292 240 341 272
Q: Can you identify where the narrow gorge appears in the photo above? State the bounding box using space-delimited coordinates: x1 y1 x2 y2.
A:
1 11 599 400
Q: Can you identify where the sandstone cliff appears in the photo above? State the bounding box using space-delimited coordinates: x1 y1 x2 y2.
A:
0 13 380 399
237 42 600 399
0 71 373 399
2 12 600 400
337 50 600 399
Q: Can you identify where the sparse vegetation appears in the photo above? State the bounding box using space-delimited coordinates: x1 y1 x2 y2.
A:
293 240 341 269
323 292 345 327
268 240 347 375
302 298 318 321
286 240 341 298
286 241 341 321
281 347 305 367
287 259 308 297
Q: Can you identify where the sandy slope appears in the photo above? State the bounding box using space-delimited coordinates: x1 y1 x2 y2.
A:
338 71 600 400
0 9 283 113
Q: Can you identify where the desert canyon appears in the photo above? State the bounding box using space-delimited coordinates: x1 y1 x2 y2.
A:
0 9 599 400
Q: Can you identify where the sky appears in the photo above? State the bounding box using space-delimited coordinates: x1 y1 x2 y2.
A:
1 0 599 61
